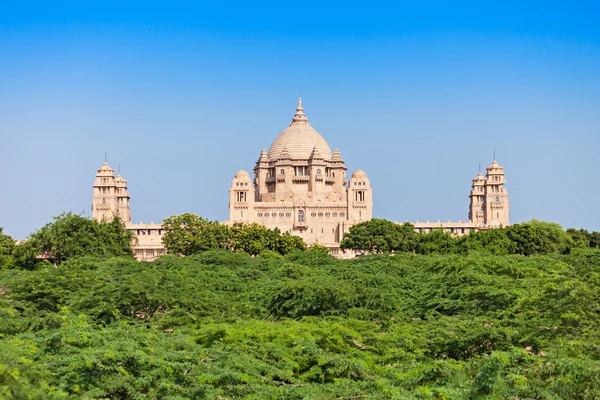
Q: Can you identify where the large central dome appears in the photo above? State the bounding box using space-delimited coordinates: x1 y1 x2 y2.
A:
268 98 333 160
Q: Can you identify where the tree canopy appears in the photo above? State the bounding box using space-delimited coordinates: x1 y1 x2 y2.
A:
7 212 134 269
341 218 597 256
340 219 419 254
2 249 600 398
162 214 306 256
0 228 16 269
161 213 229 256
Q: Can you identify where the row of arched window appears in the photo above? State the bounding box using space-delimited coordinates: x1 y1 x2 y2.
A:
256 211 346 218
257 212 293 217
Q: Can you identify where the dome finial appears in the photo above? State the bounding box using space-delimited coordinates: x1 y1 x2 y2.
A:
292 97 308 123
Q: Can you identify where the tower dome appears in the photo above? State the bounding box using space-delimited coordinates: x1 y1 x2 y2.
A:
268 98 333 161
234 170 250 180
351 170 368 179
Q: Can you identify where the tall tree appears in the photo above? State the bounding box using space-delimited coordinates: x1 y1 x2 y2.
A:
415 228 457 255
506 220 571 256
21 212 133 266
228 223 306 256
0 228 15 269
340 219 419 254
161 214 229 256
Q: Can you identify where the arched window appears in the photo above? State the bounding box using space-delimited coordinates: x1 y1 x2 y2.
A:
495 196 500 202
316 169 321 175
102 198 106 204
298 210 305 223
280 169 285 175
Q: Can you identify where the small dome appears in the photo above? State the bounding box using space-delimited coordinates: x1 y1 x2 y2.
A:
234 170 250 180
351 169 367 179
99 161 113 171
473 172 484 181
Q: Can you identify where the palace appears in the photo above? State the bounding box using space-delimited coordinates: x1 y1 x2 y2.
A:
91 98 509 260
225 98 373 253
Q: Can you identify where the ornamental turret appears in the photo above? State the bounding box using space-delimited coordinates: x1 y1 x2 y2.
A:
229 170 254 222
348 170 373 222
483 160 509 227
92 161 118 222
115 173 131 223
92 161 132 223
468 171 486 225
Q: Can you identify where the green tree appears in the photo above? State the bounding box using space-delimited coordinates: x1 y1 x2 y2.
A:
566 228 591 249
0 228 15 269
12 240 46 270
275 231 307 255
590 231 600 248
415 228 457 254
340 219 418 254
228 223 306 256
161 213 229 256
458 228 516 255
506 220 571 255
20 212 133 266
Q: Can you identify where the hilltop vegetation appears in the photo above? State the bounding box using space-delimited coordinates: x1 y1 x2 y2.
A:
1 215 600 398
341 218 600 256
1 248 600 398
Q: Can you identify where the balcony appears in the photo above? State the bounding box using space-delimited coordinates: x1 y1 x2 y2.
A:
293 222 308 230
325 177 336 184
292 176 309 182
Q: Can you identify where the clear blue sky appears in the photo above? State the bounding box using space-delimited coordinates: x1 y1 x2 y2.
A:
1 1 599 239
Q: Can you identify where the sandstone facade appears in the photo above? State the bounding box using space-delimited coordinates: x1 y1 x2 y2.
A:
225 98 373 252
91 98 509 260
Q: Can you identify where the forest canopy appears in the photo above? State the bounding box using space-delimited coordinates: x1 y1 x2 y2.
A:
2 215 600 398
2 248 600 398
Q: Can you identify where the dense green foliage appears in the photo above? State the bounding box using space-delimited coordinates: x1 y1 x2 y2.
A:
2 249 600 398
162 213 306 256
342 218 600 256
4 213 134 270
0 228 16 269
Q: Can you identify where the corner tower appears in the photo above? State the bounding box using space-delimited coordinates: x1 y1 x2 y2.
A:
468 172 485 226
115 173 132 223
483 159 509 227
92 161 131 223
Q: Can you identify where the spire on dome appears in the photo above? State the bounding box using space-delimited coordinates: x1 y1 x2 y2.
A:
472 172 484 182
310 145 323 160
98 161 114 173
331 148 343 162
291 97 308 123
257 148 269 163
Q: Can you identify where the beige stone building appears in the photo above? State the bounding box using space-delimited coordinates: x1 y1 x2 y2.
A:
226 98 373 252
91 98 510 260
92 162 166 261
411 159 510 234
